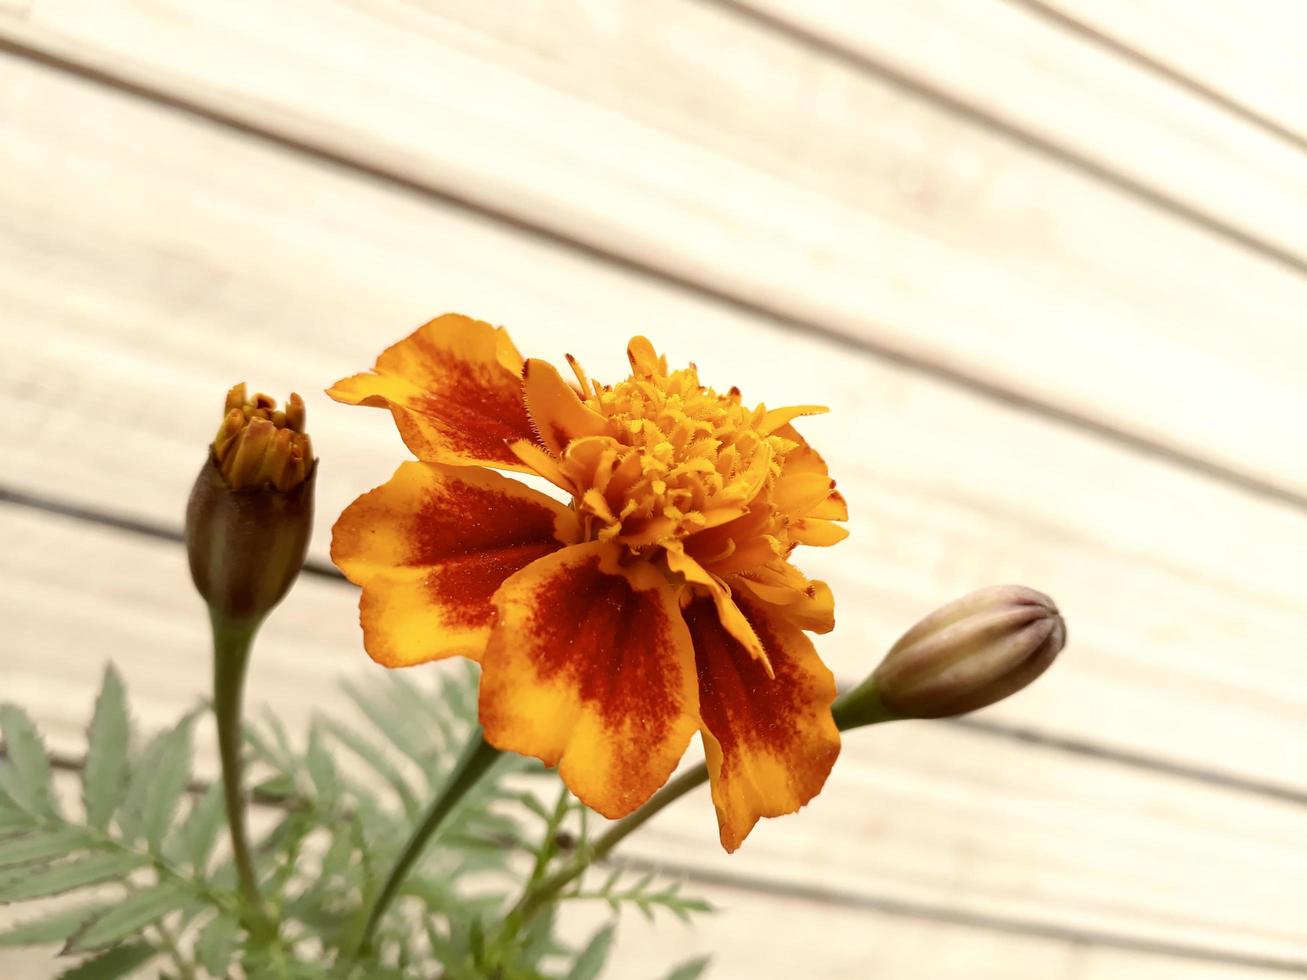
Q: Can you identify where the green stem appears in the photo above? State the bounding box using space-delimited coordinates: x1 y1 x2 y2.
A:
510 680 901 926
508 764 709 926
210 613 271 936
831 675 900 731
355 727 501 957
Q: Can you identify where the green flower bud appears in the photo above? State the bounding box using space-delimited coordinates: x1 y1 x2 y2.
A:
185 384 316 624
871 585 1065 720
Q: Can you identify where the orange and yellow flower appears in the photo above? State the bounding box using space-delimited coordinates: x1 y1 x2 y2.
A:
329 315 848 850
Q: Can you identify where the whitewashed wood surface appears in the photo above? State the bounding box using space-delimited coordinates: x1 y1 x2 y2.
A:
1 2 1305 977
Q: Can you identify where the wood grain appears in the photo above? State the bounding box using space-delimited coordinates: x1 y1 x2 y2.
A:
3 0 1307 499
4 504 1307 969
3 55 1307 800
735 0 1307 266
1032 0 1307 146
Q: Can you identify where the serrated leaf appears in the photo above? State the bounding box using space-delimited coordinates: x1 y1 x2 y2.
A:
57 942 156 979
142 717 195 853
175 781 225 875
195 912 241 976
0 903 110 946
67 882 190 952
566 923 615 980
115 727 166 843
320 718 418 815
259 709 296 769
83 666 131 832
0 806 33 836
305 722 340 814
662 957 711 980
0 827 97 868
600 868 622 894
251 774 297 803
342 679 430 770
0 850 146 902
0 704 58 819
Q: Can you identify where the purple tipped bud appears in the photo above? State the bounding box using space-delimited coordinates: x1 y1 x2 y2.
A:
872 585 1065 719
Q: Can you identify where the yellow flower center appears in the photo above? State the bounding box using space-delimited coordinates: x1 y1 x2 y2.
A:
558 346 797 552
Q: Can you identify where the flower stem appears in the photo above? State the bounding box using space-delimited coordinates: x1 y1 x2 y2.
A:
509 681 900 926
830 675 899 731
210 613 271 937
355 727 501 957
507 764 710 926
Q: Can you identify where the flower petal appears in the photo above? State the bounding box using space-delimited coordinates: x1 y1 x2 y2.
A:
327 314 536 469
685 594 841 852
479 541 700 818
521 358 613 455
332 462 577 667
626 335 667 377
773 423 847 521
736 572 836 635
788 518 850 548
758 404 827 435
665 547 773 675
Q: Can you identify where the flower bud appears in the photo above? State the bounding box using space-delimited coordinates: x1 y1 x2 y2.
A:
871 585 1065 719
186 384 316 624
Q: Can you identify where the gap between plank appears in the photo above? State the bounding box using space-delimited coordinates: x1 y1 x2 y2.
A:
5 484 1307 814
2 39 1307 518
1004 0 1307 156
712 0 1307 280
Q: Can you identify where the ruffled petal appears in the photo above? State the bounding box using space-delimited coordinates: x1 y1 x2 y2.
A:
685 593 840 851
773 423 847 521
758 404 827 435
479 542 700 818
521 358 613 454
331 462 577 666
665 546 772 674
735 571 836 635
327 314 537 469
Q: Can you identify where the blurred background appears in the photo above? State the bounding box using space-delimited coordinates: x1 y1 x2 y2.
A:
2 1 1306 977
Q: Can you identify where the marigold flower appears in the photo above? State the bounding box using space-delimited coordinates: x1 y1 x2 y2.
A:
186 384 316 623
329 315 849 850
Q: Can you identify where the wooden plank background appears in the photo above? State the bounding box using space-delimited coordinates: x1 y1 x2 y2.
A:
1 1 1304 977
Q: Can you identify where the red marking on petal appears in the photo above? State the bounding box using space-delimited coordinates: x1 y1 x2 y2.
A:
687 597 808 759
409 332 535 464
527 555 682 734
685 593 840 850
426 544 558 628
408 477 561 565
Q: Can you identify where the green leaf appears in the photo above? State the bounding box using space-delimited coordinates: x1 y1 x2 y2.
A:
174 781 225 875
319 717 418 815
67 882 191 952
0 807 34 836
195 912 241 976
0 851 147 902
566 923 616 980
305 721 340 815
57 942 157 979
0 704 58 819
83 666 132 832
342 678 431 770
662 957 711 980
0 903 110 946
142 717 195 853
115 728 165 843
251 774 298 803
0 827 97 868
